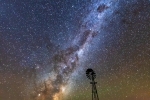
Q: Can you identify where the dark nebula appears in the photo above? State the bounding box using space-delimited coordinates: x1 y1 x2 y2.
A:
97 4 109 13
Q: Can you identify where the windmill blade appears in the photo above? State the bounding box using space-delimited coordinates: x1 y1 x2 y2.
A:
86 68 96 80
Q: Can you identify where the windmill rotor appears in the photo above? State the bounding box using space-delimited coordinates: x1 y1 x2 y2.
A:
86 68 96 81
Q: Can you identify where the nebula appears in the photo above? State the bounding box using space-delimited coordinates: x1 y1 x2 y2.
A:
28 25 99 100
28 1 117 99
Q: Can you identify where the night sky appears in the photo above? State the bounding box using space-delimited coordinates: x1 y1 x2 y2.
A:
0 0 150 100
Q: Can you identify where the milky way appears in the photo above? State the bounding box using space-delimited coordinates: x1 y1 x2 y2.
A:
0 0 150 100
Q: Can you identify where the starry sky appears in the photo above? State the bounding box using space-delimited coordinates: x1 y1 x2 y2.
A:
0 0 150 100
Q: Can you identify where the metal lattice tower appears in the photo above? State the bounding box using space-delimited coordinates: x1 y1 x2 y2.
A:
86 68 99 100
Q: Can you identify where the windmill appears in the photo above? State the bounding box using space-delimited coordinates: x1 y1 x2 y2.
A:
86 68 99 100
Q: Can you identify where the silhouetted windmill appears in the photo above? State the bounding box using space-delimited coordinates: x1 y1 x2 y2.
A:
86 68 99 100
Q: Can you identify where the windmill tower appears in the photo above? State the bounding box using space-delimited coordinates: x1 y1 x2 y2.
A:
86 68 99 100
